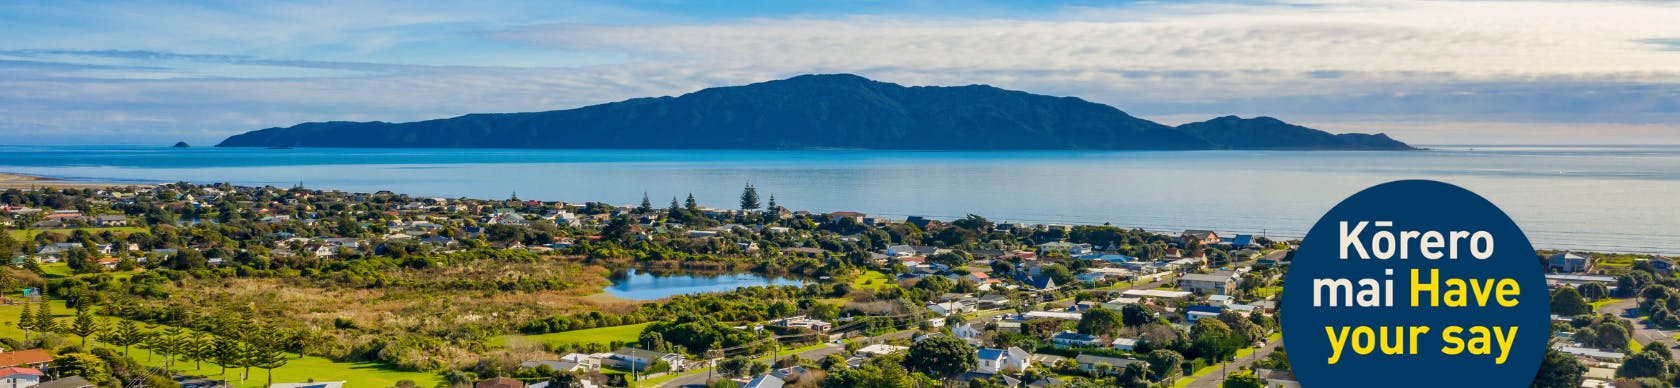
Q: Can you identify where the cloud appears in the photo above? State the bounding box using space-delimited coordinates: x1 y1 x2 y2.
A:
0 0 1677 145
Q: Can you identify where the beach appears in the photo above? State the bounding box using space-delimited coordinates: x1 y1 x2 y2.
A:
0 171 152 189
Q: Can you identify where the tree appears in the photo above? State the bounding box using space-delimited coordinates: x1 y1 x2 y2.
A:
1617 349 1671 380
1077 308 1123 337
1120 304 1154 328
1597 323 1632 351
719 356 754 378
16 302 32 339
685 193 698 210
68 305 99 348
1533 348 1587 388
903 336 976 378
1551 287 1591 316
1190 319 1243 362
1579 283 1610 301
53 353 112 385
213 335 244 376
33 297 57 334
740 184 760 211
1221 371 1263 388
1145 349 1185 382
106 319 147 356
639 193 653 213
250 327 292 388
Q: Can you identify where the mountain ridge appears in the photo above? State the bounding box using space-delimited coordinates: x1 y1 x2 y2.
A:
217 74 1413 151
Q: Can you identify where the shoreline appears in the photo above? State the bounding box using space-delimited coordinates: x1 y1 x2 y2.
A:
0 171 156 189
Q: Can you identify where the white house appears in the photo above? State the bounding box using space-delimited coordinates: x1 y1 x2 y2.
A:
0 367 43 388
856 344 909 358
974 347 1034 374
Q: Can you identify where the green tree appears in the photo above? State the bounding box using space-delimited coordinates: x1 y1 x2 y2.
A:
685 193 698 210
1077 307 1123 337
639 193 653 213
1190 319 1243 362
1120 304 1154 327
212 335 243 376
1221 371 1263 388
16 302 32 339
105 319 147 356
33 297 57 334
250 327 292 388
68 305 99 348
1617 348 1671 380
53 352 112 385
740 184 759 211
1533 348 1587 388
1146 349 1185 382
1551 287 1591 316
903 336 976 379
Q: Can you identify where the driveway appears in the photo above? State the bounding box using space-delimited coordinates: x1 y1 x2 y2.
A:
1599 298 1673 357
1183 338 1284 388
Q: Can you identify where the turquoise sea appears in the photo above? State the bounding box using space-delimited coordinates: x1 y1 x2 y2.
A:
1 145 1676 254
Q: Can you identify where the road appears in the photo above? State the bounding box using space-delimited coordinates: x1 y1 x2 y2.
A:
1600 299 1673 356
656 329 915 388
1183 338 1285 388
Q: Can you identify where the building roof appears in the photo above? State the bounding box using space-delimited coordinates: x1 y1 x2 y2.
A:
1181 273 1233 283
0 366 43 378
742 374 784 388
977 348 1005 361
1075 354 1146 368
33 376 94 388
0 349 53 368
474 377 525 388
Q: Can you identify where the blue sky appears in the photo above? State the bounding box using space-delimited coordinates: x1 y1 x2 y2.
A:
2 0 1678 145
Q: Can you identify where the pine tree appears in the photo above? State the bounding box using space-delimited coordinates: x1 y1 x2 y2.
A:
16 302 32 339
740 184 760 211
107 319 147 356
669 196 680 210
33 297 56 334
639 193 653 213
69 305 98 348
685 193 698 210
767 195 778 212
251 326 292 388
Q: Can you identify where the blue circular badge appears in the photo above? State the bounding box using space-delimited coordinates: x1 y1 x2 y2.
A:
1281 180 1548 387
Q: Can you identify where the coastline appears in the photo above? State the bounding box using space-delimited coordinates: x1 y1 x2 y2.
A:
0 171 155 189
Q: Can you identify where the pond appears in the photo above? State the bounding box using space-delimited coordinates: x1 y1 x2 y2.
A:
603 269 808 300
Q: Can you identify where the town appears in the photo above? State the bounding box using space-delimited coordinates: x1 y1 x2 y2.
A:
0 183 1668 388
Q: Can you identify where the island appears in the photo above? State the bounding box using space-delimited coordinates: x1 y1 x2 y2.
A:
217 74 1413 151
172 141 191 148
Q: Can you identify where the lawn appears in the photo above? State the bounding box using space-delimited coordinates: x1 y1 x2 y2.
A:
850 271 893 291
8 227 148 240
491 322 652 349
1589 298 1625 312
1250 286 1282 299
0 299 440 387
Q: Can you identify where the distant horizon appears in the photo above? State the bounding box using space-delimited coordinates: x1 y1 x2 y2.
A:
3 1 1677 146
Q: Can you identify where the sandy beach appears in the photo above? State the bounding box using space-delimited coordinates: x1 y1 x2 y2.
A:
0 171 154 189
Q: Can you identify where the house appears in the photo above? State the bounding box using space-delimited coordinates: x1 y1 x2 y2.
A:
1111 338 1140 351
927 302 975 316
1230 234 1256 248
1651 257 1676 274
741 374 784 388
519 353 600 373
0 349 53 370
1014 274 1057 291
1186 305 1224 322
768 316 833 332
271 382 348 388
1075 354 1145 374
0 367 43 387
974 347 1032 374
1050 331 1104 348
1038 242 1092 256
1181 230 1220 246
33 376 94 388
1179 272 1237 295
91 215 129 227
606 348 685 371
827 211 866 224
856 344 909 358
952 323 982 339
1257 368 1300 388
474 377 525 388
1548 252 1593 273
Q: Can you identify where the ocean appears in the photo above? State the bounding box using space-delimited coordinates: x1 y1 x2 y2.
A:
1 145 1676 254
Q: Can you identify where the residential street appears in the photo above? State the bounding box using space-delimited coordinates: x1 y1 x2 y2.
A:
657 329 915 388
1600 299 1673 356
1184 338 1285 388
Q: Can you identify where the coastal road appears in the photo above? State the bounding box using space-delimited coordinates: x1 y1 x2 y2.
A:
656 329 915 388
1600 299 1673 357
1183 338 1284 388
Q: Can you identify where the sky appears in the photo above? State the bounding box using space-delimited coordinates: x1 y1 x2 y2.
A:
2 0 1678 146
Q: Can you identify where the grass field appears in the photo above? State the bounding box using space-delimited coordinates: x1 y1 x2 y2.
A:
0 299 440 387
1250 286 1282 299
850 271 893 291
8 227 148 240
491 322 652 349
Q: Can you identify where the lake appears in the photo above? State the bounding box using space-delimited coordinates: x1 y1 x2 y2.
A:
603 269 808 300
1 145 1677 254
